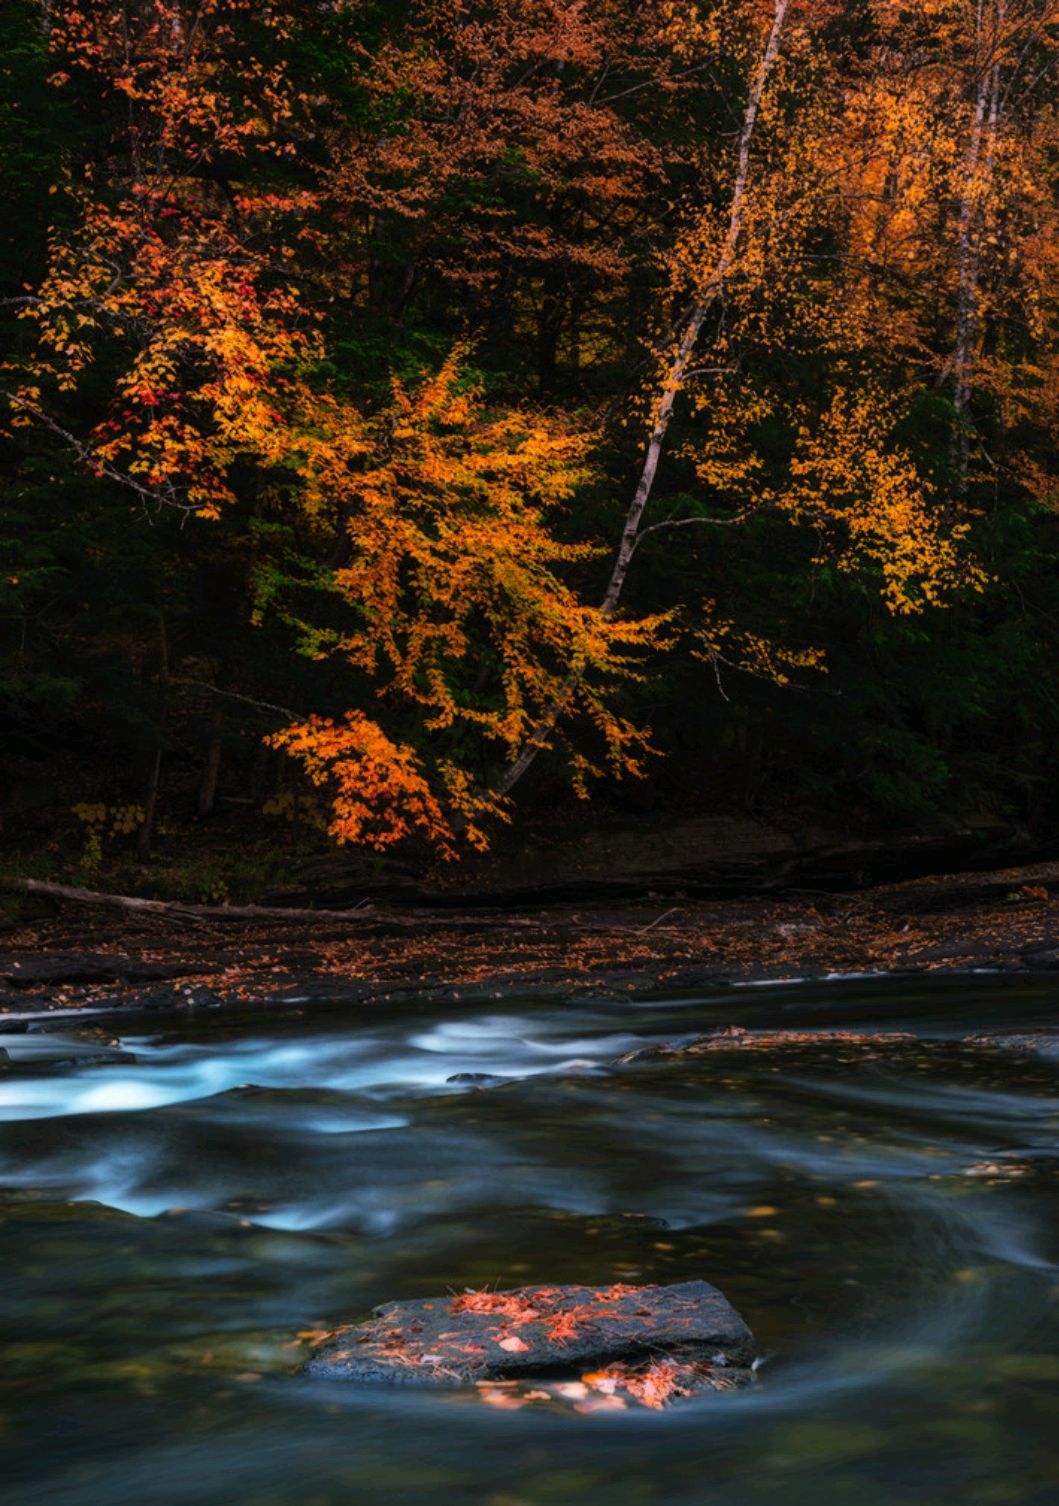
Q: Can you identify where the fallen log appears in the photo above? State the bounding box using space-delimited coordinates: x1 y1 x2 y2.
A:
863 861 1059 913
0 876 569 932
0 876 382 924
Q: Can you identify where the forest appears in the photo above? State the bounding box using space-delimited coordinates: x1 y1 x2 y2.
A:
7 7 1059 1501
2 0 1059 895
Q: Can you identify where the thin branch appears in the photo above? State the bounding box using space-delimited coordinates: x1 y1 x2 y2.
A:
495 0 793 801
709 651 730 702
2 390 188 512
599 59 717 106
175 678 299 722
633 508 760 549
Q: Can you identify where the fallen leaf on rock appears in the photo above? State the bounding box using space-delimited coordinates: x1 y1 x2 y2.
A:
555 1382 589 1400
477 1386 525 1410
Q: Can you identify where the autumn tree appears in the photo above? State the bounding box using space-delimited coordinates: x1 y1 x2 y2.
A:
4 0 1059 862
495 0 994 797
322 0 722 390
6 0 667 853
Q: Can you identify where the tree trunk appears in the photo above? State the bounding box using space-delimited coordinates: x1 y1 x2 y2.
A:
198 709 224 817
495 0 792 801
953 4 1003 492
250 739 269 804
137 612 169 860
537 267 565 394
0 876 593 930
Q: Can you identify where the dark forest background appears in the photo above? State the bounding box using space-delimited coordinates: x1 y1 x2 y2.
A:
3 1 1057 901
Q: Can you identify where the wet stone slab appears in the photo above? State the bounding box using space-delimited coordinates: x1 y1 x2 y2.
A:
965 1032 1059 1058
302 1280 755 1409
617 1027 918 1063
0 953 200 988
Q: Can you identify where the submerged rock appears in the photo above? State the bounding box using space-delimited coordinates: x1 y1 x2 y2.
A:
1019 946 1059 971
109 984 225 1012
302 1280 754 1408
965 1032 1059 1058
618 1026 916 1064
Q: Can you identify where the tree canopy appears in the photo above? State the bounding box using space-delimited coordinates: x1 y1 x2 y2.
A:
3 0 1058 871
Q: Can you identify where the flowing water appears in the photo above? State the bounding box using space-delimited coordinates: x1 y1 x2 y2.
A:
2 973 1059 1505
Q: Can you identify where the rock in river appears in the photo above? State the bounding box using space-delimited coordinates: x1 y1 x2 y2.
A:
302 1280 754 1409
617 1026 916 1064
965 1032 1059 1059
0 953 197 988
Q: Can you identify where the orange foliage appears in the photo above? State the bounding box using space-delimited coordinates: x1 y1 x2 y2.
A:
268 713 475 856
9 1 317 517
328 0 708 298
9 3 667 854
260 352 668 854
581 1356 733 1408
8 0 1058 852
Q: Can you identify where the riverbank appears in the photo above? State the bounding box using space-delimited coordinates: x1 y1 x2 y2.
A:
1 860 1057 1025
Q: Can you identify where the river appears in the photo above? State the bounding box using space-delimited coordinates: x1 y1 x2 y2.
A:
2 973 1058 1504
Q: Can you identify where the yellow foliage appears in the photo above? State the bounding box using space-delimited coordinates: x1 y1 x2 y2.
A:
261 791 329 831
71 802 145 870
267 353 669 853
15 0 1057 855
72 801 145 836
783 389 987 612
696 603 827 687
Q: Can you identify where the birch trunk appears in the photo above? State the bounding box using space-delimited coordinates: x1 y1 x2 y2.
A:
953 4 1003 491
495 0 792 800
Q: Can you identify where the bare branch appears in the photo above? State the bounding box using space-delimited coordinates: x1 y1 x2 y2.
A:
2 390 189 513
633 509 760 550
175 678 299 722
